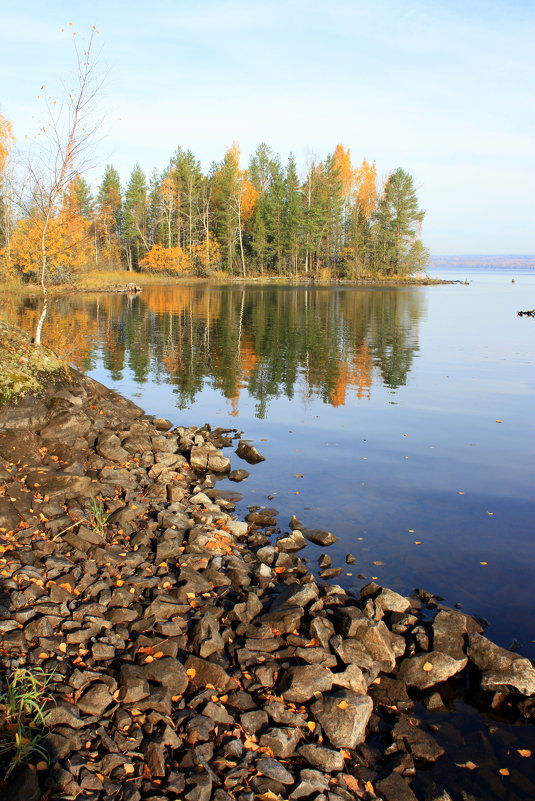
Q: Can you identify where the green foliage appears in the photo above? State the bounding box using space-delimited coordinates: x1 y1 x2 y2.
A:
88 498 109 538
372 168 428 275
0 668 55 773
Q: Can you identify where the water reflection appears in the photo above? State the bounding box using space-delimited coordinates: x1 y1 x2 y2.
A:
5 285 424 417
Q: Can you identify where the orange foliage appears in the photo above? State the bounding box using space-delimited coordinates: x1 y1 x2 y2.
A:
354 159 377 219
333 144 353 197
139 244 191 274
7 211 91 279
240 180 258 220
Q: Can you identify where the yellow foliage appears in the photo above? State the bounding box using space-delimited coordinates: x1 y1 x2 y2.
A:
354 158 377 219
333 144 353 197
191 234 221 274
0 113 15 171
139 244 192 274
7 209 91 280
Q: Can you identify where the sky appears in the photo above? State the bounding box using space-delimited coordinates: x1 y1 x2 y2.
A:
1 0 534 254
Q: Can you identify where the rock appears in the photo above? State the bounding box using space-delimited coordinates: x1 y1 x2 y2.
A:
143 657 189 696
259 727 302 758
432 609 482 660
376 772 418 801
0 497 19 531
5 766 41 801
118 664 150 703
145 741 167 777
77 682 114 715
374 587 412 615
392 718 445 762
332 664 368 694
302 528 338 546
40 411 91 441
241 710 269 733
25 469 98 500
397 651 468 690
290 769 329 798
333 610 397 673
46 701 86 728
298 744 345 772
467 633 535 695
257 756 295 785
280 664 334 702
235 440 265 464
228 468 250 482
276 530 307 552
184 655 238 692
310 690 373 749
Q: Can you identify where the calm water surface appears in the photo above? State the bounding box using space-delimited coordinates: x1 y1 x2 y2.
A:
2 268 534 657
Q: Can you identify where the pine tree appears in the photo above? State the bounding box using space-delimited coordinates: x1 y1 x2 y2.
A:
373 168 428 275
123 165 149 270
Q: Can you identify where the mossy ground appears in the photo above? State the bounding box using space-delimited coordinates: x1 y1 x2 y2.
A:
0 321 68 406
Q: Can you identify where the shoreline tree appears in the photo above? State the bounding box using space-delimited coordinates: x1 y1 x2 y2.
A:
25 26 101 342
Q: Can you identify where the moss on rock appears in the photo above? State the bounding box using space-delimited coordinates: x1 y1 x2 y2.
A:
0 321 68 406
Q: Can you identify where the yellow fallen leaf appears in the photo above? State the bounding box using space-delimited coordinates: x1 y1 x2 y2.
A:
365 781 374 792
307 721 316 732
59 642 67 653
414 541 422 545
480 562 488 566
337 700 349 709
496 419 502 423
499 768 510 776
186 668 196 678
373 560 384 566
423 662 433 672
456 761 478 770
518 749 531 758
458 491 465 495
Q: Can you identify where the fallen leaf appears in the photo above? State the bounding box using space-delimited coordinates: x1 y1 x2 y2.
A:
372 561 384 566
423 662 433 672
307 721 316 732
186 668 196 678
518 749 531 758
480 562 488 566
343 775 360 793
337 700 349 710
456 761 478 770
499 768 510 776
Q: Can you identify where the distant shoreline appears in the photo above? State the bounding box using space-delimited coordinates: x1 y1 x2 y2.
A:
429 255 535 268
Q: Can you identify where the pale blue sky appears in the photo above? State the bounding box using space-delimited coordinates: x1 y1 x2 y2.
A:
1 0 534 253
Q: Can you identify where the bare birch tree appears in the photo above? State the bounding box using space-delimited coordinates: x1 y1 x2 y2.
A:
29 27 102 343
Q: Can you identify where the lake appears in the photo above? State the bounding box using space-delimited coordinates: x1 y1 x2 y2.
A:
2 267 534 658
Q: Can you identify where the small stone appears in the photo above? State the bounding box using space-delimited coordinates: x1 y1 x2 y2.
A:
280 664 334 703
310 690 373 749
376 772 418 801
235 440 265 464
467 633 535 695
290 769 329 799
298 744 345 772
259 727 301 758
302 528 338 546
397 651 468 690
77 682 114 716
257 756 295 785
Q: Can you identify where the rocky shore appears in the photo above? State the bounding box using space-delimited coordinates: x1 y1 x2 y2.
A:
0 357 534 800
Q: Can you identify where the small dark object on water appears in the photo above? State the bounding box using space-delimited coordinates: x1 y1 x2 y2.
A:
517 309 535 316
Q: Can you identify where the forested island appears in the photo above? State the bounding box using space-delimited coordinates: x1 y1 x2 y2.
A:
1 121 428 284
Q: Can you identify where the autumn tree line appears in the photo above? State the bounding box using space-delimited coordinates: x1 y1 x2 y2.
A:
1 116 429 283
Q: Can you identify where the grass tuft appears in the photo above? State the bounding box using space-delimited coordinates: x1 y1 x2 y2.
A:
0 668 55 773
